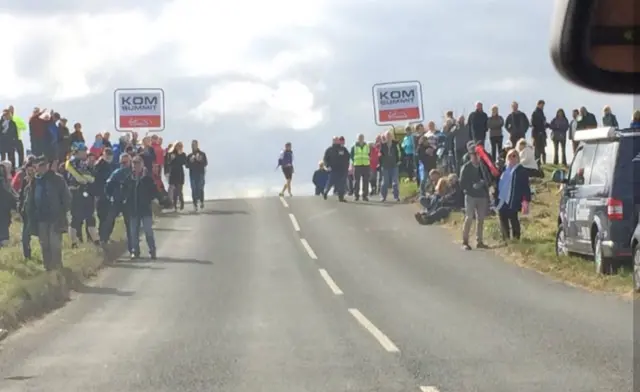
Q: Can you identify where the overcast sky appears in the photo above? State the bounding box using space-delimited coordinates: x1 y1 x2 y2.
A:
0 0 634 198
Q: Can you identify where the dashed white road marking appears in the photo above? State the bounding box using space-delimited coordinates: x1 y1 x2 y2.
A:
288 213 300 231
419 387 441 392
279 196 289 208
300 238 318 259
348 308 399 352
318 268 343 295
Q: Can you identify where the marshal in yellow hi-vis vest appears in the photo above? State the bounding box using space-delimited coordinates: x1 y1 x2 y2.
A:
351 143 370 166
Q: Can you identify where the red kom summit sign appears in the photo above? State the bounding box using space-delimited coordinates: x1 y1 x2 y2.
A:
372 81 424 126
114 88 165 132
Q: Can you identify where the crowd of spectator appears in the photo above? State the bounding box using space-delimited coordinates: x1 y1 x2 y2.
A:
0 105 209 268
313 101 639 251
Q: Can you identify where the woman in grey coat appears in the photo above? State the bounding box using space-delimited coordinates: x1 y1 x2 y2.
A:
487 105 504 161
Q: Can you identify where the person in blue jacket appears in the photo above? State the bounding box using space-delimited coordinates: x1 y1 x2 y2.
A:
103 153 132 247
312 161 329 195
277 142 294 197
631 110 640 128
495 148 531 241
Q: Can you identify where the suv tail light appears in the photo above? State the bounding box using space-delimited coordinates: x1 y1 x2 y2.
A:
607 198 624 220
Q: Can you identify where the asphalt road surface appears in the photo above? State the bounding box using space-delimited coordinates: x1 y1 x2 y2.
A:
0 197 633 392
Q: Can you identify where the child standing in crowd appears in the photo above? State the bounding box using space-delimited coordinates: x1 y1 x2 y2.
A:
312 161 329 196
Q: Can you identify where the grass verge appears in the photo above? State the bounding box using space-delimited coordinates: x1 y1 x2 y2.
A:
0 215 127 333
401 165 633 295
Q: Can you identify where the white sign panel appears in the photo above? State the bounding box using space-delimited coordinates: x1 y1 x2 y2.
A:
114 88 165 132
372 81 424 126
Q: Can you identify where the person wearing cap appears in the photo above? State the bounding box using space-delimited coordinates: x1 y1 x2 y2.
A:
379 130 401 202
65 142 99 247
123 155 159 259
350 133 370 201
459 149 490 250
322 136 350 202
24 156 71 271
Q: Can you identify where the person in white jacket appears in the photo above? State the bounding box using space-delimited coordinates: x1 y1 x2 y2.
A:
516 138 542 178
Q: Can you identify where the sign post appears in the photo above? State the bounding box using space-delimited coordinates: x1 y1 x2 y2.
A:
372 80 424 126
114 88 165 132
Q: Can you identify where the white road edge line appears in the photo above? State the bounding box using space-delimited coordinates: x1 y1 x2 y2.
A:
279 196 289 208
318 268 343 295
288 213 300 231
348 308 400 352
419 387 441 392
300 238 318 259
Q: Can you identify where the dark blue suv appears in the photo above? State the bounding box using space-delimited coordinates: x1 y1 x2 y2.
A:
551 127 640 276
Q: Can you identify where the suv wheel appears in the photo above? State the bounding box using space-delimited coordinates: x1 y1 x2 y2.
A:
555 225 569 256
594 235 614 275
634 245 640 292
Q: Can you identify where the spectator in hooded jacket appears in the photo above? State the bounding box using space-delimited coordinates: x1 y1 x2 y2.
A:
602 105 619 128
13 158 35 258
312 161 329 195
416 136 437 196
467 101 488 145
549 108 569 166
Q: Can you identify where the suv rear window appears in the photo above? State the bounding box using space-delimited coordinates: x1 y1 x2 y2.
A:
590 141 617 185
611 135 640 201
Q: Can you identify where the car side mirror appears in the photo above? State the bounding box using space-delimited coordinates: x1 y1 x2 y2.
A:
550 0 638 94
551 169 568 184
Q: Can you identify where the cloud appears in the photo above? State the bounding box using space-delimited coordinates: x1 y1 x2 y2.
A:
0 0 633 199
474 77 537 92
190 81 324 130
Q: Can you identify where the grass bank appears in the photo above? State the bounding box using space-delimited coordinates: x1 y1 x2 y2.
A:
401 165 633 295
0 216 127 332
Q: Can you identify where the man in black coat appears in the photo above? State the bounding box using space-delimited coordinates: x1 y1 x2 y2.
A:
323 136 350 202
468 101 488 145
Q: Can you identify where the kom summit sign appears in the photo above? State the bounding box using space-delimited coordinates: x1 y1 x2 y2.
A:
114 88 165 132
372 81 424 126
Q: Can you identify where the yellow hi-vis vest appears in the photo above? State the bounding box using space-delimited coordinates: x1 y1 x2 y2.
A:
352 143 370 166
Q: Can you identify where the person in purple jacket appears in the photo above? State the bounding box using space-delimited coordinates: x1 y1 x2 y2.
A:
277 142 294 197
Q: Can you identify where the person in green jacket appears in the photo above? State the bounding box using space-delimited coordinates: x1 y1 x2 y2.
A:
8 106 26 167
350 133 370 201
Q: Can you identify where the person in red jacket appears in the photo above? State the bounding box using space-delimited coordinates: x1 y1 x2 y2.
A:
369 135 381 195
89 133 105 157
28 107 47 157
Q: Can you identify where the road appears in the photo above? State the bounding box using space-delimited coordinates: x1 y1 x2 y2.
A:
0 197 633 392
